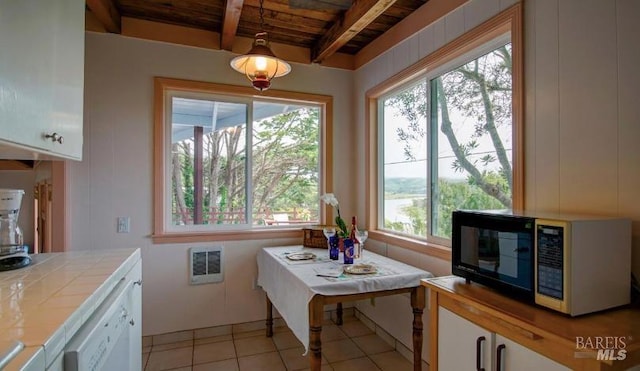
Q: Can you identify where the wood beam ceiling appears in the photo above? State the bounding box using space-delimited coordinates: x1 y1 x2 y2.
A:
86 0 121 33
221 0 244 50
311 0 398 63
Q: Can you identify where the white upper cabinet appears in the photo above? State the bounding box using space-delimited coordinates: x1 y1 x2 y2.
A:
0 0 84 160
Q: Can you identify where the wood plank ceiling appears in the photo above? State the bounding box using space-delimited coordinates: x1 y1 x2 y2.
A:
86 0 429 63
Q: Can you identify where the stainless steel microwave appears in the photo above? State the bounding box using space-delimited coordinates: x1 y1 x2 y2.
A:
452 209 632 316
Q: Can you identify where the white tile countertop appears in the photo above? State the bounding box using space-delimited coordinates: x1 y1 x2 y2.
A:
0 248 140 370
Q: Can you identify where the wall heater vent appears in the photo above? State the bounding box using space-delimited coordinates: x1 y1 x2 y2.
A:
189 246 224 285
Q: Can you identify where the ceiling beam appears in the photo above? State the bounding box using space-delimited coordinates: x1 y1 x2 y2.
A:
243 0 339 22
311 0 398 63
85 0 121 33
221 0 245 51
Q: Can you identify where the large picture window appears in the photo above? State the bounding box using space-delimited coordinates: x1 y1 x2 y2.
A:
367 6 522 256
154 79 332 243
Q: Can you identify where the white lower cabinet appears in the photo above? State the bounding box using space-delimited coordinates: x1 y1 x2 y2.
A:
438 307 568 371
494 334 568 371
127 260 143 371
46 353 63 371
439 307 493 370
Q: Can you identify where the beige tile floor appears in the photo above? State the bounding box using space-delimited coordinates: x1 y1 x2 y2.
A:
142 314 429 371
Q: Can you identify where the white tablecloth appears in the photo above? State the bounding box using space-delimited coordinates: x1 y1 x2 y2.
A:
256 245 433 353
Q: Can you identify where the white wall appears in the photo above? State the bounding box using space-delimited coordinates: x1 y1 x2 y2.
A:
73 33 354 336
524 0 640 276
353 0 640 360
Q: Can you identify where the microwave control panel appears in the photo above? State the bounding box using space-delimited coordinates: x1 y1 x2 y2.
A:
536 225 564 300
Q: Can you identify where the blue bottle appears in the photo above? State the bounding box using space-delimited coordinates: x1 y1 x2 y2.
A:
343 238 354 264
329 235 339 260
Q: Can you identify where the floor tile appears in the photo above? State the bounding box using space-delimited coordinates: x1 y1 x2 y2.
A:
370 351 413 371
153 339 193 352
146 347 193 371
295 366 334 371
321 339 365 363
193 340 236 365
272 331 303 350
339 321 374 338
142 352 150 369
339 313 358 323
237 351 286 371
331 356 381 371
351 334 394 355
278 347 309 371
320 325 347 342
233 329 265 339
278 346 328 371
193 358 239 371
142 312 419 371
153 330 194 345
195 334 233 346
195 325 232 339
234 335 277 357
233 320 264 334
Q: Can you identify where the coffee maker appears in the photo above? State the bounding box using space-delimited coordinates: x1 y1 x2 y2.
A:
0 189 31 271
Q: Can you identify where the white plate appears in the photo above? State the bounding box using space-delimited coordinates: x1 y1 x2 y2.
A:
343 264 377 275
286 252 316 261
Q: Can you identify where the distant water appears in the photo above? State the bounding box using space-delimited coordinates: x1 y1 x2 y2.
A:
383 198 416 224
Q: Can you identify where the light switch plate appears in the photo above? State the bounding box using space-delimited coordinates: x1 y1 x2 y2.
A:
117 217 130 233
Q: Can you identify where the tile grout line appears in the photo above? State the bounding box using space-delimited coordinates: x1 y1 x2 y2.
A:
144 312 414 371
191 331 195 370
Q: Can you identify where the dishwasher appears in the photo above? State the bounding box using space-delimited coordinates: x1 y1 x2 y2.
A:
64 277 135 371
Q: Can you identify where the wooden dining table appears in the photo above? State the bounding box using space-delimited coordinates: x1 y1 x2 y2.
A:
257 245 433 371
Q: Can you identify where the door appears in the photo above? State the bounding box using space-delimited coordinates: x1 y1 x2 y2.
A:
494 334 569 371
438 307 493 371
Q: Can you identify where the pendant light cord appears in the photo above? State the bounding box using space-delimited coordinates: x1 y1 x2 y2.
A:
259 0 265 31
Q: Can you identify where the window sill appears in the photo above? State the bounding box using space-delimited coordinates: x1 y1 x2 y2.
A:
151 228 303 244
369 230 452 261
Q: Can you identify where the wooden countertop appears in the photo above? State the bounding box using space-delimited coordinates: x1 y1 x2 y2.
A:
422 276 640 370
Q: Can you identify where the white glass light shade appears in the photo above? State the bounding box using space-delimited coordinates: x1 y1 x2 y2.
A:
230 34 291 91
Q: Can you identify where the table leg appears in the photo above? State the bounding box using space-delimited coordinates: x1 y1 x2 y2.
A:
266 295 273 337
411 286 426 371
336 302 343 325
309 296 324 371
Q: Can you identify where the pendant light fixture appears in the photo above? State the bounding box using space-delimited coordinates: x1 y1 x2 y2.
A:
230 0 291 91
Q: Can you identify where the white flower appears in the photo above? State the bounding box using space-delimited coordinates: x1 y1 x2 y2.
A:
320 193 348 237
320 193 339 208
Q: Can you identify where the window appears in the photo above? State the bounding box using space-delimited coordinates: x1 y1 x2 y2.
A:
153 79 333 243
366 5 523 257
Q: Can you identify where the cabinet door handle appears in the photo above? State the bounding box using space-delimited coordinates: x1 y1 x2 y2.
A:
45 132 64 144
496 344 506 371
475 336 485 371
133 279 142 286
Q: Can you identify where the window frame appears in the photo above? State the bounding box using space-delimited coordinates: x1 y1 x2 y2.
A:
153 78 333 244
364 4 524 260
